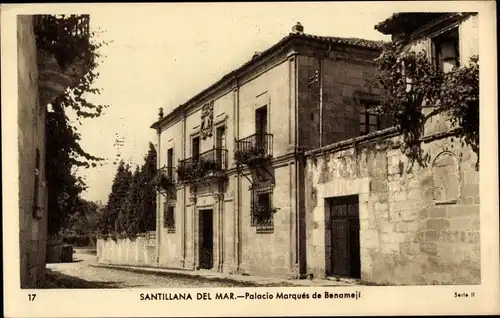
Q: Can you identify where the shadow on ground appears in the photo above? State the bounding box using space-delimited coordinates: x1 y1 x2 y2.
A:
39 269 126 289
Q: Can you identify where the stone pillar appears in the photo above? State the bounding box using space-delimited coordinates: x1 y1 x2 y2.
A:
189 194 198 270
212 192 224 272
219 192 225 272
234 174 241 273
155 128 161 264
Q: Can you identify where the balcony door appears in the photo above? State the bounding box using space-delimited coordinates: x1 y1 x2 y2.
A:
215 126 226 169
192 136 200 161
167 148 173 178
255 106 268 148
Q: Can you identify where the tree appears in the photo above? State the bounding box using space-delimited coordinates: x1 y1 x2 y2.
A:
99 144 158 238
63 198 100 235
374 42 479 169
116 166 141 237
38 15 111 235
137 143 157 232
99 161 132 235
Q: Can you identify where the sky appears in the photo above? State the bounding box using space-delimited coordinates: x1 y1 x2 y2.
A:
75 3 395 204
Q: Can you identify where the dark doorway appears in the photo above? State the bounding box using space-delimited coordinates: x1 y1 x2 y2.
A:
325 195 360 279
199 209 214 270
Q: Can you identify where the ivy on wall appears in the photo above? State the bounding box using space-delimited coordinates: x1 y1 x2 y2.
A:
374 42 479 169
37 15 112 235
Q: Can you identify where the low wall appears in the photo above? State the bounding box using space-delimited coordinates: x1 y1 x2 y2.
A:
305 129 480 285
96 233 156 266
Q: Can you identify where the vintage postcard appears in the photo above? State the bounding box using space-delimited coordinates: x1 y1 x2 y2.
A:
2 1 499 317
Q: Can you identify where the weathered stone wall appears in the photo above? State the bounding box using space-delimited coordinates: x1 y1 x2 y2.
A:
18 15 49 288
305 131 480 285
97 235 156 266
297 47 384 151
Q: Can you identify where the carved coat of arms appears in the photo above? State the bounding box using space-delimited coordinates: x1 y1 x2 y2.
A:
200 101 214 140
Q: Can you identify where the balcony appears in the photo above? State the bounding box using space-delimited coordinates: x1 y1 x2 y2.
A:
177 148 228 183
154 166 177 198
235 133 273 166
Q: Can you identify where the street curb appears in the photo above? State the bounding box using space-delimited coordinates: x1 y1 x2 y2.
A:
89 264 290 287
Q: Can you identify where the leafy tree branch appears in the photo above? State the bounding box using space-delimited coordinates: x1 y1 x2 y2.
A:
375 42 479 169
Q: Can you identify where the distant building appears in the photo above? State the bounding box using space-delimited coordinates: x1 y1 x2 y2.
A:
18 15 91 288
150 23 387 278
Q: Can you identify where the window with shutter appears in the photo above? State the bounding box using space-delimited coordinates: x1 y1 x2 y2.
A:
431 27 460 73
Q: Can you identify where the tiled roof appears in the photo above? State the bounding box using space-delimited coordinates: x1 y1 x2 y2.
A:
294 33 386 49
151 32 386 129
375 12 451 35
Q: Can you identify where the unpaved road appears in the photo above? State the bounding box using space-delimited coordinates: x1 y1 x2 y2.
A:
44 250 252 288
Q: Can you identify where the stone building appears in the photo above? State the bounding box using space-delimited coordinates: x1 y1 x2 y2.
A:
18 15 91 288
150 23 387 278
304 13 479 285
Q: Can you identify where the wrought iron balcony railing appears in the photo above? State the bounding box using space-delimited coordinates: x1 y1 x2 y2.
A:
154 166 177 198
156 166 177 185
235 133 273 165
177 148 228 183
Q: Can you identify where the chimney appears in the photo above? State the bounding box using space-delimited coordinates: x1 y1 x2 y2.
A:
292 22 304 34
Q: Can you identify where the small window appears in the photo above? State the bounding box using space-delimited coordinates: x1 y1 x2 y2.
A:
163 203 175 233
431 27 460 73
359 101 380 136
251 187 274 232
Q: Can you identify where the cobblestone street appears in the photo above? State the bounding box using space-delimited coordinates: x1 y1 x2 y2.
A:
42 250 256 288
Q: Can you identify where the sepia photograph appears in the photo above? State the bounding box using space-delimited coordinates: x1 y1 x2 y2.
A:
2 1 498 317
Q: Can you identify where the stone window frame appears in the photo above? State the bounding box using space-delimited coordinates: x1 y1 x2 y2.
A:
165 146 175 178
253 94 272 136
189 131 201 159
431 151 461 205
212 114 228 149
353 92 383 136
429 25 461 73
250 184 275 233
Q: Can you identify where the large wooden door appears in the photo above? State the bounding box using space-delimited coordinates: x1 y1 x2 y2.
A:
325 195 360 279
199 209 213 269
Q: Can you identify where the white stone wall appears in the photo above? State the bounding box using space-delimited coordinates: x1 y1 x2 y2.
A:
97 236 155 266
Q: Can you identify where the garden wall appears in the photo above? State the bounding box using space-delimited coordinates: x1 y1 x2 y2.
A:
96 232 156 266
305 128 480 285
